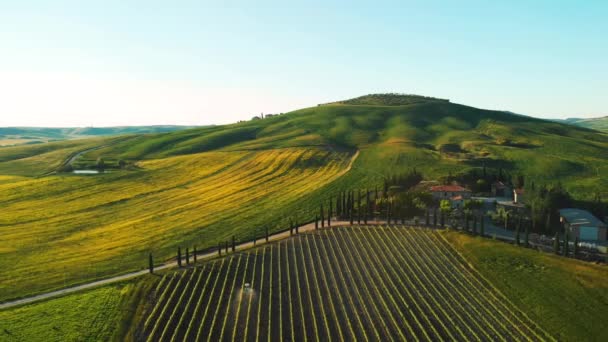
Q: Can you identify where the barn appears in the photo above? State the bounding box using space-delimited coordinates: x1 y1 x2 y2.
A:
559 208 607 241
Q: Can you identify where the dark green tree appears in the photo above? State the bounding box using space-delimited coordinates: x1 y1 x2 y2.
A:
186 248 190 265
573 237 579 257
553 233 560 255
218 243 222 256
563 233 569 257
328 199 332 227
232 236 236 252
149 253 154 274
524 221 529 247
473 215 478 235
320 204 325 228
177 247 182 267
357 190 362 224
265 227 269 242
315 217 318 230
193 246 197 262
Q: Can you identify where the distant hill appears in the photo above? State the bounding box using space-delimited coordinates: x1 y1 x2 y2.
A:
553 117 608 132
38 93 607 200
0 125 199 147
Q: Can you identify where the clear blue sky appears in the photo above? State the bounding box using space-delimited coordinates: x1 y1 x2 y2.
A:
1 0 606 126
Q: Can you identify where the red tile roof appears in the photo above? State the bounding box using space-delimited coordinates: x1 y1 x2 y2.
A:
430 185 470 192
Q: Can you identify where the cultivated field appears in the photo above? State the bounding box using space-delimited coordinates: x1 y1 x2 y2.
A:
0 148 354 301
139 225 554 341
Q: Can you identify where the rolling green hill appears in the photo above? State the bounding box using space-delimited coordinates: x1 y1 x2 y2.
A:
1 93 607 302
79 94 608 198
0 125 198 147
555 116 608 132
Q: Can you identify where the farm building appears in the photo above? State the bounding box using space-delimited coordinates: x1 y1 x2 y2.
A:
430 185 472 201
491 181 512 197
559 208 607 241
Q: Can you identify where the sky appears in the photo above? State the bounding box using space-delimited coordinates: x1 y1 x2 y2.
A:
0 0 607 127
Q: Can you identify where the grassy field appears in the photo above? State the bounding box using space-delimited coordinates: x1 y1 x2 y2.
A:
443 230 608 342
0 148 354 302
0 278 149 342
2 93 607 304
137 225 552 341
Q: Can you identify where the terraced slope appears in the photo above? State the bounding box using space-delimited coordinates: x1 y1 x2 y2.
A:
0 148 354 301
139 226 554 341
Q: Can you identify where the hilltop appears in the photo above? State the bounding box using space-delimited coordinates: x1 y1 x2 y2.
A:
554 116 608 132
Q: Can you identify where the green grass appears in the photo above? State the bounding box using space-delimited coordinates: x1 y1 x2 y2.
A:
443 230 608 342
0 148 354 301
0 276 154 342
2 93 608 302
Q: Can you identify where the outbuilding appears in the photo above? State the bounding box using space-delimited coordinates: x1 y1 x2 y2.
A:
559 208 607 241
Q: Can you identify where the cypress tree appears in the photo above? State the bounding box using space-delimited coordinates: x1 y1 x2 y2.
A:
357 190 362 224
425 208 430 226
366 190 371 222
290 221 293 236
296 223 299 234
328 199 332 226
320 204 325 228
186 248 190 265
225 241 229 254
480 215 485 236
218 243 222 256
193 246 197 262
265 227 269 242
553 233 560 255
524 221 529 247
232 236 236 252
315 217 318 230
349 207 354 225
149 253 154 274
563 233 569 257
473 215 477 235
177 247 182 267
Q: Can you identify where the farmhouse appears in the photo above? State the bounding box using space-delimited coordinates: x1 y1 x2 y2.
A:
559 208 607 241
430 185 472 201
491 181 512 197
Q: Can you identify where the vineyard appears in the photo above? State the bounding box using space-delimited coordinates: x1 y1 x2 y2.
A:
139 225 554 341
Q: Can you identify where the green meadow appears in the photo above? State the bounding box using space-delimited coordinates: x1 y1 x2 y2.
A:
1 94 607 303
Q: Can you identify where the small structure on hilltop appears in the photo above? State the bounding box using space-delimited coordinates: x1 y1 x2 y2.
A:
559 208 607 241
